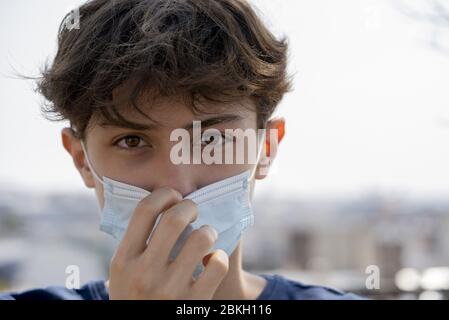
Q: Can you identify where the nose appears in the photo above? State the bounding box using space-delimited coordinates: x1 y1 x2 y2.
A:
150 155 198 197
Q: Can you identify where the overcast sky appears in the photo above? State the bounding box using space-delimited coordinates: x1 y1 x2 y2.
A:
1 0 449 200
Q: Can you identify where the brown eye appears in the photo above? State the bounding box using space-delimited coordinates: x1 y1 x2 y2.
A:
199 131 233 147
116 135 148 149
125 136 140 147
201 131 221 146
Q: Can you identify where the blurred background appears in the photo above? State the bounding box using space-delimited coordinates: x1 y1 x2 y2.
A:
1 0 449 299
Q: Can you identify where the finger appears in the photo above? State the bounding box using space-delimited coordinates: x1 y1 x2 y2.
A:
117 187 182 258
169 225 218 284
192 249 229 298
143 199 198 263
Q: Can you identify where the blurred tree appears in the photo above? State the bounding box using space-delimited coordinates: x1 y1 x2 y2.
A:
395 0 449 55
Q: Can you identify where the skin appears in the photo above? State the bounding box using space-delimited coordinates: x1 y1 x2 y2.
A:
61 85 285 300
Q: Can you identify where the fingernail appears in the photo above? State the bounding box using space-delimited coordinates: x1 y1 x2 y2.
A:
202 253 213 266
202 225 218 240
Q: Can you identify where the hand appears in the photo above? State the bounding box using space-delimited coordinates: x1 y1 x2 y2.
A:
108 187 229 299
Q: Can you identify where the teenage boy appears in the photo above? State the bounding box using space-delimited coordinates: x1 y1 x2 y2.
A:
1 0 362 300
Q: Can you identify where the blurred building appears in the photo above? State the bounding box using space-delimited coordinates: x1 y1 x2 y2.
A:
1 190 449 299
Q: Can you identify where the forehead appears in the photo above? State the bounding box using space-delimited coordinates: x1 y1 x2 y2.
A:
95 81 257 129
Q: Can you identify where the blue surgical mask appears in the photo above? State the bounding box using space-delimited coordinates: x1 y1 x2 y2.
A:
81 135 264 278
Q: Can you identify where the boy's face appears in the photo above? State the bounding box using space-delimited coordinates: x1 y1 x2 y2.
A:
62 86 283 207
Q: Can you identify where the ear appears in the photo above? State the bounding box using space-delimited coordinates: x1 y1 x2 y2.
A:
255 117 285 180
61 128 95 188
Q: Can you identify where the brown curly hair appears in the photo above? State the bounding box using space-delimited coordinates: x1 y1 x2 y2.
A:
36 0 293 138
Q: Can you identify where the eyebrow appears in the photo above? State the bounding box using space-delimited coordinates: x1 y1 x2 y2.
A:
183 114 243 130
99 114 243 131
98 120 157 131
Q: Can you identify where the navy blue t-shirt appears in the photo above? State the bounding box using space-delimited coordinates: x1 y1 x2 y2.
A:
0 274 364 300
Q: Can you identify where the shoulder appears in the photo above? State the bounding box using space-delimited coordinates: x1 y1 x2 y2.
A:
257 274 367 300
0 280 109 300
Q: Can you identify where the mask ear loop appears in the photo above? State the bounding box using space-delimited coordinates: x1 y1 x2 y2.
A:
80 140 104 186
238 129 266 231
248 128 266 181
80 141 108 219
